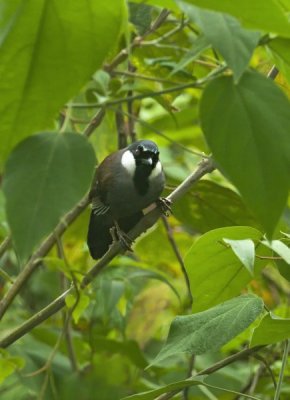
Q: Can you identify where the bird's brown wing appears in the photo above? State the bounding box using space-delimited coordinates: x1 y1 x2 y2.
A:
96 150 121 204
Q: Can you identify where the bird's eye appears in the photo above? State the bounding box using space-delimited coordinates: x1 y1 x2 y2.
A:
135 144 145 156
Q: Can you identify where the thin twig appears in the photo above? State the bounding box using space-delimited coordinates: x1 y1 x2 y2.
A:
252 353 277 388
248 364 265 397
267 66 279 80
0 158 215 348
83 107 106 137
115 105 127 149
127 62 137 143
110 106 208 157
162 215 193 307
0 236 11 259
56 237 79 373
183 355 195 400
104 9 171 74
274 340 289 400
142 15 186 45
156 346 266 400
198 346 266 376
112 70 182 85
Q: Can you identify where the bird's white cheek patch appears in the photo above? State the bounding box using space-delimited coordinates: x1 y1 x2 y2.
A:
121 150 136 175
149 161 162 180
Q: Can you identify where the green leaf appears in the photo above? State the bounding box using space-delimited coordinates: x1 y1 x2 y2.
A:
130 0 179 12
262 239 290 264
184 226 266 312
121 376 206 400
177 2 260 82
178 0 290 37
93 274 125 319
262 239 290 280
173 180 261 233
151 295 264 365
223 239 255 275
200 71 290 237
0 0 126 165
251 313 290 346
3 132 96 261
127 266 180 300
129 3 152 35
44 257 71 277
65 292 90 324
0 351 25 384
268 38 290 83
170 35 210 76
93 337 148 369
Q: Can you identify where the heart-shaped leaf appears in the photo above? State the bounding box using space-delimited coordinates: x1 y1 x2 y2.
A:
0 0 126 166
3 132 96 261
200 70 290 237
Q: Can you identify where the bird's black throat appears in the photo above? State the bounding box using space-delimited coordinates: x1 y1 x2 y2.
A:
133 165 152 196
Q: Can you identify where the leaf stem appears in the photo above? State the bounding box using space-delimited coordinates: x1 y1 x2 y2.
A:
274 340 289 400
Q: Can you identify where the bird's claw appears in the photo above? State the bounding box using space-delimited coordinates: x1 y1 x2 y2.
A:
110 225 134 252
157 197 172 216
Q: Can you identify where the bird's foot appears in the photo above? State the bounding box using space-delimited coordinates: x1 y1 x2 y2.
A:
157 197 172 216
110 222 134 252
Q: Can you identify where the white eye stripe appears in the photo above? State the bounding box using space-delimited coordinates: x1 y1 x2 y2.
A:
121 150 136 175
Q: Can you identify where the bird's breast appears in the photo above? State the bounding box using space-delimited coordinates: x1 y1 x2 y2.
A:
107 168 165 218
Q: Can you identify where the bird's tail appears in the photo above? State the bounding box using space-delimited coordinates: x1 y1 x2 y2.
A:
87 211 144 259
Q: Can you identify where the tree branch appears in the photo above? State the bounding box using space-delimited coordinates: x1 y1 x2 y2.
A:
0 158 215 348
156 346 266 400
104 9 171 74
0 236 11 259
0 195 90 321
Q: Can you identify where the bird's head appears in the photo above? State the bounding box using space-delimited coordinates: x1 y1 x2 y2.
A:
120 140 162 177
129 140 160 168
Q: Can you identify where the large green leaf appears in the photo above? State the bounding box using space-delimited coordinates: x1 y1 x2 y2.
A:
184 226 266 312
130 0 179 12
179 0 290 37
151 295 264 365
251 313 290 346
0 0 126 166
2 132 96 261
173 180 261 233
177 2 260 82
200 71 290 237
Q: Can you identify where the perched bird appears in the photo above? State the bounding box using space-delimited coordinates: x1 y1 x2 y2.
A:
87 140 166 259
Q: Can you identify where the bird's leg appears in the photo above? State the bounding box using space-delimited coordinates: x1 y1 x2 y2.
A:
110 220 134 252
157 197 172 216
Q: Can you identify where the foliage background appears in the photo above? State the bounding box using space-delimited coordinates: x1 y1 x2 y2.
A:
0 0 290 399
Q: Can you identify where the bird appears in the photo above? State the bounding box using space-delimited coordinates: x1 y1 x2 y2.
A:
87 140 166 259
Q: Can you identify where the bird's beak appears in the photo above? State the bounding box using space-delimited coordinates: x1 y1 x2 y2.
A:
141 157 153 166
